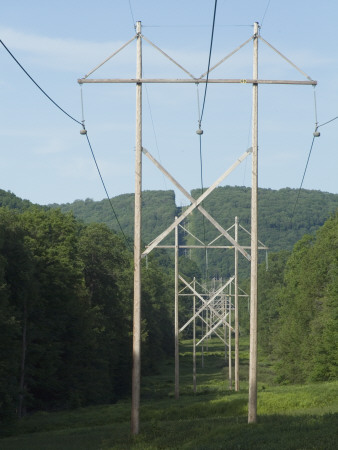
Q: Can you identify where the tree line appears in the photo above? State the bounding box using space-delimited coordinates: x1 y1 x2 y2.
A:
254 212 337 383
0 207 174 426
45 186 338 280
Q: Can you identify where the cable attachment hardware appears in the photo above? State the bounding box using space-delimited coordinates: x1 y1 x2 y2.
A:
196 120 203 135
80 121 87 135
313 126 320 138
312 88 320 137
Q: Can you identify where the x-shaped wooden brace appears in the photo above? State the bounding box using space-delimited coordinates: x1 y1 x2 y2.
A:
142 147 252 260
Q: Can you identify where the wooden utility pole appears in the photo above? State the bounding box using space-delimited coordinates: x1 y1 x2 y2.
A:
131 20 142 435
175 218 179 399
224 289 227 364
228 285 232 390
234 216 239 391
193 277 197 394
248 21 259 424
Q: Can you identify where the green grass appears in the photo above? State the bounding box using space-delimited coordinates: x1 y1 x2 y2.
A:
1 337 337 449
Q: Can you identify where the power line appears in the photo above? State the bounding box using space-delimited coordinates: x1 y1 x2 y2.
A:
128 0 136 29
290 136 315 222
200 0 218 124
197 0 219 195
290 113 338 221
197 0 218 281
261 0 272 28
84 133 132 250
0 39 82 126
318 116 338 128
1 39 131 249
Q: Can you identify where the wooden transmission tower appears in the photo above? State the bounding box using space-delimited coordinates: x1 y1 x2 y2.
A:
78 21 317 434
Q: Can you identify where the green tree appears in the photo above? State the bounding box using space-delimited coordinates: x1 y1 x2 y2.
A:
0 209 27 424
273 213 338 383
17 209 99 411
78 223 133 400
257 251 290 353
141 259 174 373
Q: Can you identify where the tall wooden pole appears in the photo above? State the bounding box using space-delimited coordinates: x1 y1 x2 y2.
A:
175 217 179 399
248 21 259 424
206 308 209 352
224 290 227 364
131 20 142 435
228 285 232 390
201 310 204 368
235 216 239 391
193 277 197 394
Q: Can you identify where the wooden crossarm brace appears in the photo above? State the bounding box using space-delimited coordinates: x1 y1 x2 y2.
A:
142 147 251 260
81 35 137 80
197 315 233 346
179 276 234 333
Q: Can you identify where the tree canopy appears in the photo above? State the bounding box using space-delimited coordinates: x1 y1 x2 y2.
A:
51 186 338 280
0 207 174 425
255 212 338 384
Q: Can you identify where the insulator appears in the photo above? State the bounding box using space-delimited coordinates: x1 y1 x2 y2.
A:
313 131 320 137
196 129 203 135
80 129 87 135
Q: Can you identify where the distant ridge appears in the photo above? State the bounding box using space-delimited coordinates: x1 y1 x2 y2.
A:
0 189 44 211
49 190 177 245
1 186 337 279
49 186 338 278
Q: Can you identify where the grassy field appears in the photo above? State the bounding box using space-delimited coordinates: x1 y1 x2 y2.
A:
1 337 337 449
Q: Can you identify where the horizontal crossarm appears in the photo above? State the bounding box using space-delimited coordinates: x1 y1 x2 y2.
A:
78 78 317 85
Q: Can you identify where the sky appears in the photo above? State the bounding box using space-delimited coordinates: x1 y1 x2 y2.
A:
0 0 337 206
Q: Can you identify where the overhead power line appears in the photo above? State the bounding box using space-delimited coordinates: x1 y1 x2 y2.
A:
290 113 338 222
318 116 338 128
200 0 218 124
261 0 272 28
84 132 132 250
0 39 82 126
197 0 219 193
128 0 136 29
290 136 316 221
1 39 131 249
197 0 218 281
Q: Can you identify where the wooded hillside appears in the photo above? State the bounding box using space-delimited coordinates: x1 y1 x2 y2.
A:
49 190 177 246
49 186 338 279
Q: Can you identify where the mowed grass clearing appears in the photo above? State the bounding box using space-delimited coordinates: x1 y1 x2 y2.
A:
1 337 337 449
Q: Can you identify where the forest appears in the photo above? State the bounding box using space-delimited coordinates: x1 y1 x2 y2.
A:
0 186 337 439
0 204 174 426
257 212 337 383
48 185 338 278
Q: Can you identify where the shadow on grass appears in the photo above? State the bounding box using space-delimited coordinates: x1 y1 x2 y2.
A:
1 412 336 449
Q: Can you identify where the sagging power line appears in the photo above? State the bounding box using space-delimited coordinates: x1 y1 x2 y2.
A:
0 39 130 248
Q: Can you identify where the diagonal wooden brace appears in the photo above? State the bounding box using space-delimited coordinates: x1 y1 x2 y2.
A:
142 147 251 260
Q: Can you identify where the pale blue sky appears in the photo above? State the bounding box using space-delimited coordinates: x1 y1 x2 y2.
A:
0 0 337 205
